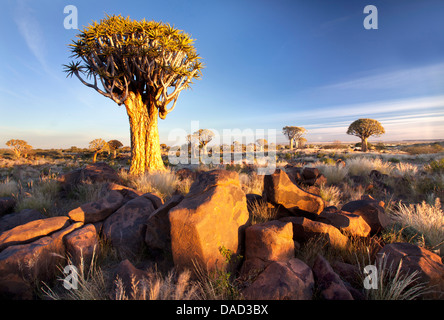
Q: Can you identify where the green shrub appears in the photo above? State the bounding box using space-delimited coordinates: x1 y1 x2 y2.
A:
320 157 336 166
426 158 444 173
402 144 444 155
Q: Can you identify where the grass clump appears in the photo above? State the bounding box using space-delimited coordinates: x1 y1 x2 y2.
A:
319 184 341 207
389 198 444 253
0 177 19 197
346 157 392 177
317 164 348 185
239 172 264 195
15 175 60 216
114 268 200 300
358 252 433 300
125 168 186 201
248 199 278 225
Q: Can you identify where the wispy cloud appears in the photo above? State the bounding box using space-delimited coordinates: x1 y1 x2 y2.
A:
264 95 444 123
13 0 48 70
322 62 444 91
300 112 444 142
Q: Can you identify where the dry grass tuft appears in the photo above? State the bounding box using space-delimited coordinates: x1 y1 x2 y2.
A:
0 177 19 197
389 198 444 254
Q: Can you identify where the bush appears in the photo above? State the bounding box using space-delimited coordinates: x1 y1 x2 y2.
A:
426 158 444 173
320 157 336 166
402 144 444 155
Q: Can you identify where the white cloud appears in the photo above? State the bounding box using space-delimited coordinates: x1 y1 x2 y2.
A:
14 0 47 70
322 62 444 91
301 112 444 142
264 95 444 124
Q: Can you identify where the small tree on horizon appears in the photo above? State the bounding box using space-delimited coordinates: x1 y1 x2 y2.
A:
282 126 307 149
256 139 268 152
107 139 123 159
6 139 32 159
89 139 109 163
194 129 215 156
346 118 385 152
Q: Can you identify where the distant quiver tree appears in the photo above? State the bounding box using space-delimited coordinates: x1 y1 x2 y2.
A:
64 14 203 175
346 118 385 152
107 139 123 159
282 126 306 149
89 139 109 163
6 139 32 159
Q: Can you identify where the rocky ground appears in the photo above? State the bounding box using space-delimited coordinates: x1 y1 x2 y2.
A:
0 160 443 300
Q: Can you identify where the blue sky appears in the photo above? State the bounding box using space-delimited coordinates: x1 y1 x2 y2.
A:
0 0 443 148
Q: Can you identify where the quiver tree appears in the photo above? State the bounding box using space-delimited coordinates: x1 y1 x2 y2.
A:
297 137 307 149
346 118 385 152
89 139 109 163
107 139 123 158
256 139 268 152
64 14 203 175
282 126 306 149
194 129 215 155
186 129 214 156
6 139 32 159
186 133 199 158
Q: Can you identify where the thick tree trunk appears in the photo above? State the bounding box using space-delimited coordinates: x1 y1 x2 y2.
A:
93 152 98 163
290 138 294 149
362 137 368 152
125 92 165 175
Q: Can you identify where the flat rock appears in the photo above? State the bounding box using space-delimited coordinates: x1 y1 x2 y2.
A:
263 169 324 216
0 216 70 251
103 195 156 256
280 216 349 250
312 254 354 300
243 220 294 274
0 222 82 299
377 242 444 299
68 190 125 223
64 224 100 271
242 258 314 300
341 198 386 234
0 209 45 234
319 207 371 237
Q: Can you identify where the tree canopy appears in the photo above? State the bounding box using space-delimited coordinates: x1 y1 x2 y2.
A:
64 14 203 117
282 126 306 149
6 139 32 158
89 138 109 162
